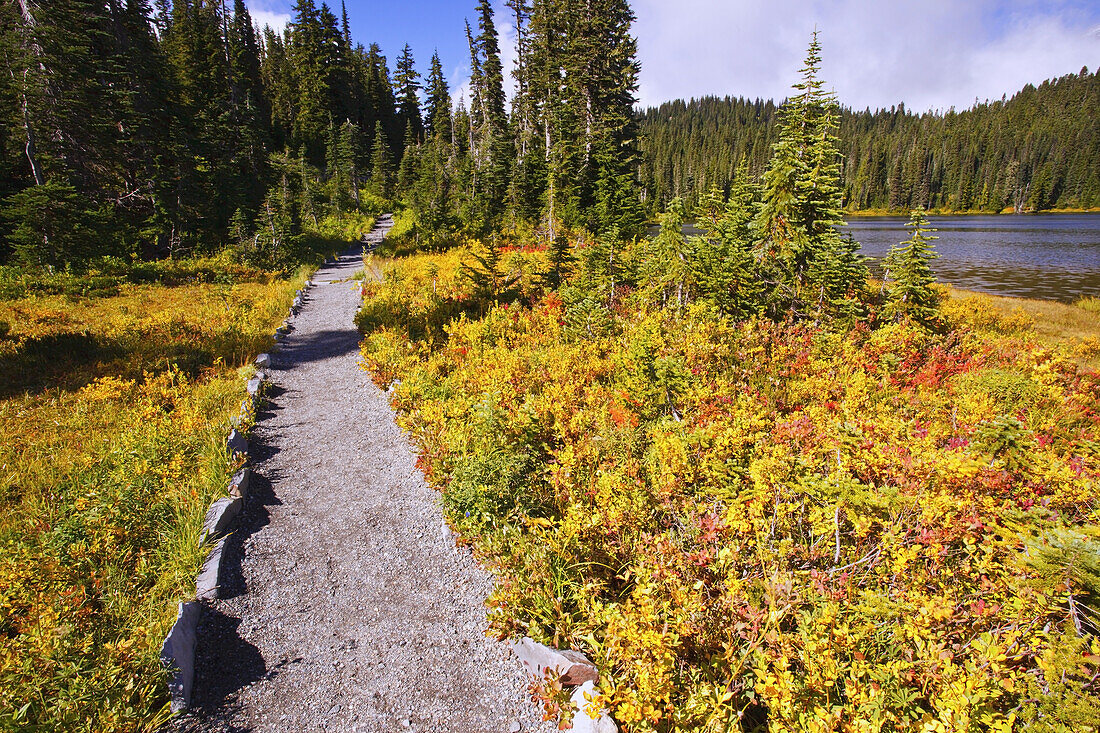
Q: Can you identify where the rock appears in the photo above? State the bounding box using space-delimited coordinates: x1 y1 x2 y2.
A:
255 353 272 369
293 296 304 309
202 496 241 541
508 723 522 733
569 682 617 733
227 429 248 458
228 468 251 499
246 376 263 397
509 637 599 686
160 601 201 712
196 537 227 600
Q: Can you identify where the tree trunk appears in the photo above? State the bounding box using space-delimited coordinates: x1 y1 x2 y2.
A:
15 0 46 185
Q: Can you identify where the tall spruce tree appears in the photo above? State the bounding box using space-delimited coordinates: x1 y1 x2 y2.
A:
424 51 452 143
752 32 865 320
464 0 512 233
393 44 423 146
883 208 940 326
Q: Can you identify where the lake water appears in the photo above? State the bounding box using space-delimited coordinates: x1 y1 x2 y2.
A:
844 215 1100 303
662 214 1100 303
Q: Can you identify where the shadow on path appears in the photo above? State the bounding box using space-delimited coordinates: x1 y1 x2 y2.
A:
275 328 362 365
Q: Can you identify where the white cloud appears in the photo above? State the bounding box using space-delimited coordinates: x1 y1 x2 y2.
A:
452 1 521 110
632 0 1100 112
251 9 291 35
245 0 291 35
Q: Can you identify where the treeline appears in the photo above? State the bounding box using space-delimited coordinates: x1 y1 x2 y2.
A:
0 0 426 270
402 0 643 245
0 0 645 272
639 68 1100 213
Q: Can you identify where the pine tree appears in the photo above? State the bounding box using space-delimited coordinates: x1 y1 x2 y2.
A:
883 207 940 326
424 51 452 143
751 32 865 320
370 120 392 198
641 197 694 309
393 44 423 146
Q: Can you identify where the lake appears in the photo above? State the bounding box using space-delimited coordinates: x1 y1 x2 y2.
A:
664 214 1100 303
845 214 1100 303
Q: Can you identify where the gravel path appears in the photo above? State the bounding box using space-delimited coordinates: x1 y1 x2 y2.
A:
172 218 551 733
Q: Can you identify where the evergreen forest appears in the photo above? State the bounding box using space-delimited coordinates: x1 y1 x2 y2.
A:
639 69 1100 214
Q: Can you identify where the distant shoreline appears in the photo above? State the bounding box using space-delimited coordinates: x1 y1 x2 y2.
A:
845 207 1100 218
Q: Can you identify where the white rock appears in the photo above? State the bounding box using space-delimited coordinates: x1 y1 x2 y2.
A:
160 602 201 712
228 468 251 499
246 377 263 397
255 353 272 369
570 682 617 733
201 496 241 541
509 637 599 685
196 537 227 600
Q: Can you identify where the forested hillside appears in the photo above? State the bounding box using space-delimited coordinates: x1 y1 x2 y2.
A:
639 69 1100 213
0 0 412 269
0 0 645 271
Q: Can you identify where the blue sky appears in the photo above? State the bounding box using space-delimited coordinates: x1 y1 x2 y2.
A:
246 0 1100 113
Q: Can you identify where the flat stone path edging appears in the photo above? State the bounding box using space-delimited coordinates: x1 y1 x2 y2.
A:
169 219 554 732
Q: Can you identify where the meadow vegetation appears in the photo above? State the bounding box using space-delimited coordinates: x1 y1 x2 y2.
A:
358 236 1099 732
0 217 368 730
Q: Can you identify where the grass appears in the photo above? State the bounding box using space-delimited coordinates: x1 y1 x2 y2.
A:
945 287 1100 370
0 216 369 731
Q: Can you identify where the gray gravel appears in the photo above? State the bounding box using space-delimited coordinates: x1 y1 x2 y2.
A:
171 219 552 733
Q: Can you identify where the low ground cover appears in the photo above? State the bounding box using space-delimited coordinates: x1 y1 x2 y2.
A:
359 246 1100 732
0 218 369 730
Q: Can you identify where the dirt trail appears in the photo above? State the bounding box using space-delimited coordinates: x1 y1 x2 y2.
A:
173 218 550 732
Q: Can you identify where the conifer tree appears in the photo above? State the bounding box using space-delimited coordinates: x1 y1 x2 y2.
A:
464 0 512 233
394 44 423 146
541 233 575 289
752 32 865 320
641 197 694 308
396 121 419 198
883 208 940 326
370 120 392 198
424 51 452 143
694 161 762 318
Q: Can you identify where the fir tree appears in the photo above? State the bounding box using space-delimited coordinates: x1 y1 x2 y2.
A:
641 197 694 308
694 161 762 318
393 44 423 146
883 207 940 326
370 120 392 198
464 0 512 233
751 32 865 321
424 51 452 143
